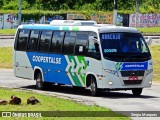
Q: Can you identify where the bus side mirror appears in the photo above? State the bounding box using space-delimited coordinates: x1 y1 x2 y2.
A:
89 36 99 44
145 36 152 46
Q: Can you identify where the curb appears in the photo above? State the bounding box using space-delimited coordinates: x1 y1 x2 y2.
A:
0 35 14 39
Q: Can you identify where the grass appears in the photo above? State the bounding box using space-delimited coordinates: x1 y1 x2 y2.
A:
0 47 12 68
0 87 129 120
0 29 16 35
149 45 160 82
137 27 160 33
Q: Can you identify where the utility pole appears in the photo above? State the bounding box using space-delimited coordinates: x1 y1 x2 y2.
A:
18 0 22 26
113 0 117 25
135 0 140 27
136 0 140 13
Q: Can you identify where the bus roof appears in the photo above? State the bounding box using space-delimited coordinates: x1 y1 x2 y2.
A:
98 26 140 33
18 22 140 34
50 20 97 26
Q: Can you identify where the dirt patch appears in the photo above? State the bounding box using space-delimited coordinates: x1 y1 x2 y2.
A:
16 88 96 106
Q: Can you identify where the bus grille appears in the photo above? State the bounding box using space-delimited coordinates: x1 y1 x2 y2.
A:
123 80 142 85
121 71 145 77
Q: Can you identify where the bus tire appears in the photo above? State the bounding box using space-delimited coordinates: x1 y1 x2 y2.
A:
35 72 51 90
132 88 142 96
89 76 99 96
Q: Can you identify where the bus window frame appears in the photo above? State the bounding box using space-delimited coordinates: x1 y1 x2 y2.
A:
50 31 65 54
74 31 88 56
38 30 53 53
27 29 40 52
86 32 101 60
15 29 30 51
62 31 77 55
15 28 101 60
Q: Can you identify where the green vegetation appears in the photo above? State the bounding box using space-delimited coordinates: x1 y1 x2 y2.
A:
0 0 160 14
149 45 160 83
0 87 128 119
0 47 12 68
0 29 16 35
137 27 160 34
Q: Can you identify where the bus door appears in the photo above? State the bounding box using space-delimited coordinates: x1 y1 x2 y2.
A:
72 32 89 87
85 32 103 88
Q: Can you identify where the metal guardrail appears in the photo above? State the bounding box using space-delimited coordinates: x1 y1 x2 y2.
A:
0 35 15 39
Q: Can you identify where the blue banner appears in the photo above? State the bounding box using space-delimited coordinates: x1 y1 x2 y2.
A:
115 62 148 70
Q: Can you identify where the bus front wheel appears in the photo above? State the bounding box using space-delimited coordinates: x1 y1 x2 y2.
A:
132 88 142 96
89 76 99 96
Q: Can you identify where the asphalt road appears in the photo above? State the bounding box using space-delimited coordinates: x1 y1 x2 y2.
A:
0 69 160 120
0 39 14 47
0 35 14 47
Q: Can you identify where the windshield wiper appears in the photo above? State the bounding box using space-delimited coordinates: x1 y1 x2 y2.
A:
129 53 150 58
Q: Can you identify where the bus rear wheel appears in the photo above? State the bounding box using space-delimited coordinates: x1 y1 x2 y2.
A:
132 88 142 96
35 72 51 90
89 76 99 96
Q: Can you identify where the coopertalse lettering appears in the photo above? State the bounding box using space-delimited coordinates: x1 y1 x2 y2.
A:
125 64 144 68
32 56 61 64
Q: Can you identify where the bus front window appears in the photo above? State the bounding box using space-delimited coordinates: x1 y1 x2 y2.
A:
100 32 151 62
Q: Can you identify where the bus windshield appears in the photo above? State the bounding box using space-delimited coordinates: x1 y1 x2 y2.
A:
100 32 151 62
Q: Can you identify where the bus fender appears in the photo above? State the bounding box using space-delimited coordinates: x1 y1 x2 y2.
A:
86 72 98 88
33 66 44 82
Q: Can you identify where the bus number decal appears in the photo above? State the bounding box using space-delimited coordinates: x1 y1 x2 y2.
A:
104 49 117 53
101 33 120 40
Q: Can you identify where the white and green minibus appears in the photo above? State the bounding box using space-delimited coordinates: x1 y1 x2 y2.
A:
13 20 153 96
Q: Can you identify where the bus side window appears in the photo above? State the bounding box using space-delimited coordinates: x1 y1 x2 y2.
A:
16 29 30 51
51 31 64 53
39 30 52 52
75 31 88 55
63 32 76 55
87 32 101 60
28 30 39 51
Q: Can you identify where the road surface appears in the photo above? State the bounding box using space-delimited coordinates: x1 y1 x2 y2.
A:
0 69 160 120
0 39 14 47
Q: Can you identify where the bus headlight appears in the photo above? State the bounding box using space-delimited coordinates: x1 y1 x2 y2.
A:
109 82 112 85
105 69 119 77
146 69 153 76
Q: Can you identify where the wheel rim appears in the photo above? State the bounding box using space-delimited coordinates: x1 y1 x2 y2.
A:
91 80 96 92
36 74 42 88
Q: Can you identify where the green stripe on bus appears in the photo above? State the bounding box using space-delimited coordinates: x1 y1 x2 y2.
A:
79 73 85 85
68 56 82 86
72 27 79 31
68 66 82 86
77 56 87 84
77 56 87 70
62 27 69 30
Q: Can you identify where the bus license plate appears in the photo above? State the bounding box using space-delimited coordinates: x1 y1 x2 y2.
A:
129 76 138 80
